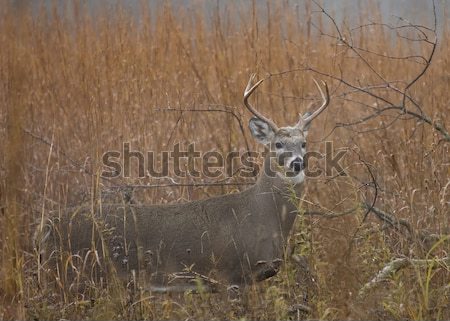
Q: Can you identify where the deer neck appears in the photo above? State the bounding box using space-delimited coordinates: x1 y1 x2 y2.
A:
253 153 304 238
255 153 304 195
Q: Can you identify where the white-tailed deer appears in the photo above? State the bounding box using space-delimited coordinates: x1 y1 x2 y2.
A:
36 75 330 291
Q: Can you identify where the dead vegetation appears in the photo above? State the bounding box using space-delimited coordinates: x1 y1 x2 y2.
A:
0 0 449 320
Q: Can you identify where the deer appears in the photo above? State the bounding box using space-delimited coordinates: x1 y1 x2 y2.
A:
36 74 330 293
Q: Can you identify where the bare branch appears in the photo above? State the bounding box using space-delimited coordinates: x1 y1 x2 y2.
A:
362 202 413 235
304 205 359 219
106 182 252 190
156 105 251 154
358 256 450 297
308 0 448 142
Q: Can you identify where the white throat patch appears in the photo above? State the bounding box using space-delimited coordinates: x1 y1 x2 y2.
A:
277 170 305 185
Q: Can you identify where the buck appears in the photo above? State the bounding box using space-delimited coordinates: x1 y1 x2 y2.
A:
37 74 330 291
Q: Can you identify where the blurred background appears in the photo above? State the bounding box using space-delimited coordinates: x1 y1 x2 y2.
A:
1 1 449 320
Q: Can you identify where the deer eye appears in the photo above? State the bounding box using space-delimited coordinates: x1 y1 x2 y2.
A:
275 142 283 149
302 142 306 148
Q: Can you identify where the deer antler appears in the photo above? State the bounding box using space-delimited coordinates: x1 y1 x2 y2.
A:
243 74 279 131
302 79 330 126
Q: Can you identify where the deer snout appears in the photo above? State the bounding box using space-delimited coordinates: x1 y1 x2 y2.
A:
290 157 304 173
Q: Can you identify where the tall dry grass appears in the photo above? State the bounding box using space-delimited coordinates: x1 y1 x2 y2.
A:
0 1 448 320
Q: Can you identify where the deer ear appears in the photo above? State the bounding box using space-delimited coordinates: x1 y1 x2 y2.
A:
249 117 275 145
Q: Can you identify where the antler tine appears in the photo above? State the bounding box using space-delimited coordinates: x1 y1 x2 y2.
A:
302 79 330 125
243 74 279 131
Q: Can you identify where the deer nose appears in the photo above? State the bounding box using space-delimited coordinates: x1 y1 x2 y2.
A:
290 157 304 172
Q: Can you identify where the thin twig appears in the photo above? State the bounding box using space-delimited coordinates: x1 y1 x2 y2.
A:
358 256 450 297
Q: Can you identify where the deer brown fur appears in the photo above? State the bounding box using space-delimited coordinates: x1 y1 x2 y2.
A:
36 75 330 291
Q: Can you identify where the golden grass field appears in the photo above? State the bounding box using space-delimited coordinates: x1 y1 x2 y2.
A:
1 1 449 320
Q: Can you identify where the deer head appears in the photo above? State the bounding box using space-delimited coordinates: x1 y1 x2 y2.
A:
244 74 330 185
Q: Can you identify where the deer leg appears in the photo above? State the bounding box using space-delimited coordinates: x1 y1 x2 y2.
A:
254 258 283 281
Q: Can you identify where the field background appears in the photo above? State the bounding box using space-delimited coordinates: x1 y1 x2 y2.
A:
1 0 449 320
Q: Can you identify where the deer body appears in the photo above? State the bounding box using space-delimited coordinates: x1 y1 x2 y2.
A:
38 75 329 290
57 156 301 287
